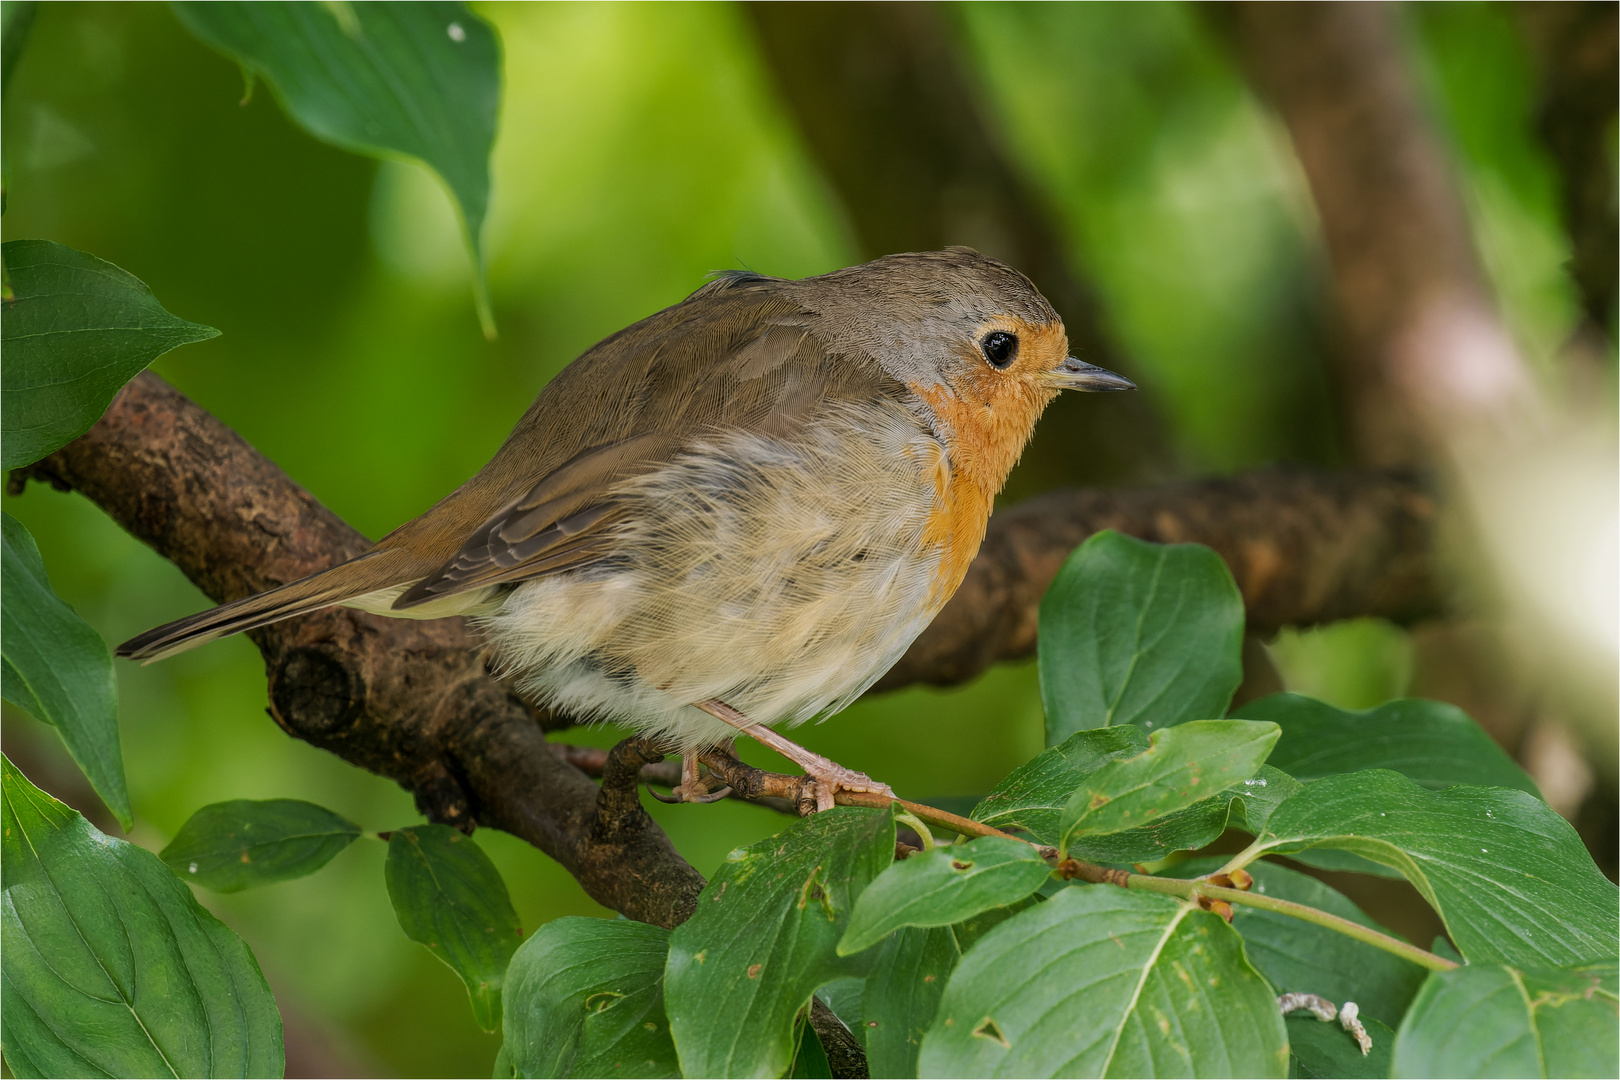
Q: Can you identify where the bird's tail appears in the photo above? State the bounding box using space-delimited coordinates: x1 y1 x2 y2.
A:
116 550 416 663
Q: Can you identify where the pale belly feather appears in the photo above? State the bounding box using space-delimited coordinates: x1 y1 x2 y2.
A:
476 399 975 753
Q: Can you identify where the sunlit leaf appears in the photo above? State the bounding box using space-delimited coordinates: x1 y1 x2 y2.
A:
0 512 129 828
0 754 282 1077
919 885 1287 1078
1 239 219 470
386 824 523 1032
664 807 894 1078
1391 961 1618 1078
160 798 361 893
502 917 678 1079
171 1 500 332
1039 531 1244 743
1058 719 1278 855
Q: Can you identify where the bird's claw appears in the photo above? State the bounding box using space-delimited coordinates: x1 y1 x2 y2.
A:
646 779 734 805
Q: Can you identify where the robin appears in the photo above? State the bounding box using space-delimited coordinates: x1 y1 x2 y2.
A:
119 248 1134 809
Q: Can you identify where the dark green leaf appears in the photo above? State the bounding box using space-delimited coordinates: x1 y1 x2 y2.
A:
1175 857 1425 1023
160 798 361 892
1039 531 1244 743
790 1020 832 1079
1287 1014 1394 1079
1391 962 1618 1078
1255 771 1619 967
386 824 523 1032
838 836 1050 956
972 725 1148 841
1240 694 1539 796
0 239 219 470
171 1 499 331
919 885 1288 1077
862 926 956 1078
1058 719 1279 855
665 806 895 1078
858 901 1036 1080
0 754 283 1077
0 512 129 828
501 917 678 1079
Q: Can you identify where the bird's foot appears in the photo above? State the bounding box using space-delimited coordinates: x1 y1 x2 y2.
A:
799 760 893 812
691 700 896 815
647 754 733 804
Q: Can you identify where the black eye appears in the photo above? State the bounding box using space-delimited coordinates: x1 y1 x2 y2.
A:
981 331 1018 368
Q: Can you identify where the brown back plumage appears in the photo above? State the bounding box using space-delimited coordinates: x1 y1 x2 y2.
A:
117 269 907 661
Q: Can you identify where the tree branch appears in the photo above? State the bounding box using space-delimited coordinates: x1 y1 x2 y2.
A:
10 374 1440 932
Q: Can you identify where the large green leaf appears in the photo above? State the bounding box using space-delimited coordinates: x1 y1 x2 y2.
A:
1038 531 1244 743
1058 719 1278 856
1240 694 1539 796
838 836 1050 956
665 807 895 1078
1254 771 1619 967
0 512 130 828
1175 857 1425 1024
386 825 523 1032
502 917 679 1079
918 885 1287 1078
0 755 282 1078
860 904 1031 1080
1287 1014 1394 1079
0 239 219 470
172 1 500 331
1391 961 1618 1078
160 798 361 893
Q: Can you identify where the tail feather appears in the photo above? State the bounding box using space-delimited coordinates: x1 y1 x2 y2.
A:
116 551 412 663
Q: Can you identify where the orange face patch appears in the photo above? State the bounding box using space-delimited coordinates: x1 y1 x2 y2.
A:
908 316 1069 606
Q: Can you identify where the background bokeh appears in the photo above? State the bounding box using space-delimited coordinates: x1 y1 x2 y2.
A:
2 3 1610 1076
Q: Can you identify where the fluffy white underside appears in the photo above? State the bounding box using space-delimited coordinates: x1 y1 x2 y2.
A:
475 400 958 753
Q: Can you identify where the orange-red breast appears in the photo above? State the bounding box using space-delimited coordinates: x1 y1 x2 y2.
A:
119 248 1134 807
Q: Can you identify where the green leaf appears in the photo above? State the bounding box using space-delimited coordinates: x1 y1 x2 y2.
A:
1175 857 1425 1024
1391 962 1618 1078
501 916 678 1079
1255 771 1619 967
789 1020 832 1079
1287 1014 1395 1079
838 836 1050 956
386 824 523 1032
1058 719 1279 855
0 754 283 1077
0 512 130 828
665 806 895 1078
171 1 500 333
0 239 219 470
1039 531 1244 743
159 798 361 892
919 885 1288 1078
973 726 1148 841
1240 694 1540 796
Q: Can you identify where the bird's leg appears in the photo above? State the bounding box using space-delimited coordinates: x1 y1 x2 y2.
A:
694 698 894 812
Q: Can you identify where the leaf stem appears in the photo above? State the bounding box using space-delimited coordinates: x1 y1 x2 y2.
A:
838 792 1460 973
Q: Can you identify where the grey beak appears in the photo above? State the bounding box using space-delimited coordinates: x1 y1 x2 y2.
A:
1057 356 1137 392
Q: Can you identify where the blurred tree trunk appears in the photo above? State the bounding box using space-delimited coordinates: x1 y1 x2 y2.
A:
1515 0 1618 337
743 0 1174 488
1213 3 1616 871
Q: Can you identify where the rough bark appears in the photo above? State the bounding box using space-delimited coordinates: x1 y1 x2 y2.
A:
744 0 1173 485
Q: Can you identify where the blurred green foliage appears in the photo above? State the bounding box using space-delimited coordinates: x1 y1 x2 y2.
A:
0 2 1592 1075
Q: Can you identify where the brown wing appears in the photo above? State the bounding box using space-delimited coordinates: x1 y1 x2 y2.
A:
387 274 907 609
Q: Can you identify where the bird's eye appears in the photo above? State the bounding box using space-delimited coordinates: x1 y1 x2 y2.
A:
981 331 1018 369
